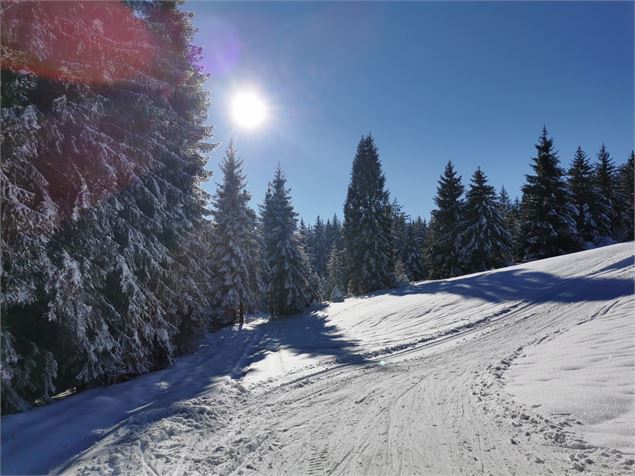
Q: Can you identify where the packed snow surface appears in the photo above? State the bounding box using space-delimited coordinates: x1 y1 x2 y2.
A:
2 243 634 475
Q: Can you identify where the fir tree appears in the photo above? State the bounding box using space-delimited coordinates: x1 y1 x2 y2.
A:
519 128 581 261
618 152 634 241
460 167 512 273
594 143 619 241
342 134 395 294
403 220 427 281
460 168 512 272
209 143 260 327
567 147 602 246
498 187 521 263
1 1 215 412
325 245 347 300
325 214 343 252
391 199 409 265
426 161 464 278
260 167 316 317
308 215 328 278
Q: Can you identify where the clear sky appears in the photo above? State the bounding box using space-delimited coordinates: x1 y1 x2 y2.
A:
187 1 634 223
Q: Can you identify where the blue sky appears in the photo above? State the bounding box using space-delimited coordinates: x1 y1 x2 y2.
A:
187 1 634 223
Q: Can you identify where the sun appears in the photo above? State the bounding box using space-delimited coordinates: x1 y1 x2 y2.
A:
231 90 267 129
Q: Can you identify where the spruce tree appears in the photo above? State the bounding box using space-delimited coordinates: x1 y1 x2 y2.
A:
325 245 347 301
260 167 316 316
618 152 634 241
594 144 619 241
567 147 602 246
309 215 328 278
343 134 395 294
498 187 520 258
519 128 581 261
403 220 427 281
391 199 409 265
1 1 215 412
209 143 260 326
426 161 464 278
459 168 512 272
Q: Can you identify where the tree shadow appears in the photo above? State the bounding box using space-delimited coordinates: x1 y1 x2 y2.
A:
2 305 366 475
389 266 633 304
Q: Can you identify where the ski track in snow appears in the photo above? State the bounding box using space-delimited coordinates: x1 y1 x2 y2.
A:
2 243 634 475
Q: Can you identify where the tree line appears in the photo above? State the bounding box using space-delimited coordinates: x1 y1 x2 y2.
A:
1 1 633 414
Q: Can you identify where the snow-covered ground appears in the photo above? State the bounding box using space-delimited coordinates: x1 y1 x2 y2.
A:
2 243 633 475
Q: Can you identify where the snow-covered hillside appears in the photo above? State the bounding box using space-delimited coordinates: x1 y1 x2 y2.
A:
2 243 633 475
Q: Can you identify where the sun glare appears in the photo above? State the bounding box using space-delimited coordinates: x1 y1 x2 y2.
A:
231 90 267 129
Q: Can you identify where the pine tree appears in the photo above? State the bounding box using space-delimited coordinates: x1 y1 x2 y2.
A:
618 152 634 241
460 168 512 272
426 161 464 278
1 1 215 412
402 220 427 281
324 214 343 252
594 143 619 241
325 245 347 300
567 147 602 246
308 215 328 278
498 187 521 263
391 199 409 265
343 134 395 294
260 167 316 317
519 128 581 261
209 143 260 327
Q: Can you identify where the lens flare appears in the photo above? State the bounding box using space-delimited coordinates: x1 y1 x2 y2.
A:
231 90 267 129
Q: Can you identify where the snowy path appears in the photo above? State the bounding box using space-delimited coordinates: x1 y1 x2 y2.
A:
2 243 634 475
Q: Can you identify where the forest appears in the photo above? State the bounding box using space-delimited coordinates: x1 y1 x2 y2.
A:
1 0 633 415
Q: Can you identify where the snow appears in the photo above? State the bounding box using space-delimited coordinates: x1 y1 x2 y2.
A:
2 243 634 475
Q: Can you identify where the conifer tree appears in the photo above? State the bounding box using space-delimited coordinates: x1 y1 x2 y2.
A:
325 214 343 252
567 147 602 246
618 152 634 241
209 143 260 327
594 144 619 241
403 221 427 281
343 134 395 294
1 1 215 412
260 167 316 316
308 215 328 278
498 187 520 257
460 168 512 272
519 128 581 261
426 161 464 278
325 245 347 301
391 199 409 265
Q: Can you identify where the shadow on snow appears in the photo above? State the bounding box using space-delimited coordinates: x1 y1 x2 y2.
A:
2 305 364 475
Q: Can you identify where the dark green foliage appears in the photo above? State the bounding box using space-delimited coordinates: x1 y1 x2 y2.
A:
519 128 582 261
1 1 214 413
209 144 260 326
593 144 619 241
460 168 512 272
260 167 316 317
343 134 395 294
618 152 634 240
568 147 603 245
426 161 464 279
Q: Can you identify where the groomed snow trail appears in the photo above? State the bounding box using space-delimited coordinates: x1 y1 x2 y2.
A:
2 244 634 475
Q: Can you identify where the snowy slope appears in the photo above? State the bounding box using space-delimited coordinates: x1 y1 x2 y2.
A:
2 243 633 475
